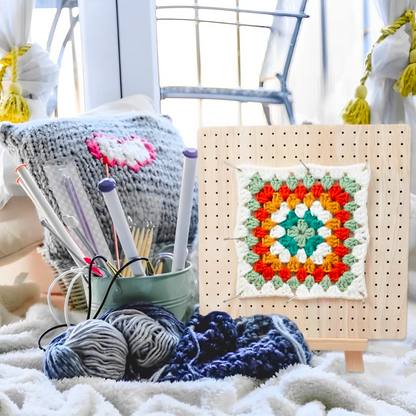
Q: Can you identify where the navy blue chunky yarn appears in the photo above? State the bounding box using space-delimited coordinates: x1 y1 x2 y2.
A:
159 312 312 382
43 303 311 382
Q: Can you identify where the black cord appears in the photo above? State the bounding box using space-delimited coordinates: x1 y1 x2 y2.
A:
87 255 109 320
92 257 148 319
38 324 75 351
38 256 148 351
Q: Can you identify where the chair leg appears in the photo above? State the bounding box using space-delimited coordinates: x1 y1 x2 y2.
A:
262 104 272 125
283 97 296 125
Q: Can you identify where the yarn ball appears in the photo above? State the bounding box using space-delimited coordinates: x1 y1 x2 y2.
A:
44 319 128 380
44 302 185 381
159 312 312 382
43 303 311 382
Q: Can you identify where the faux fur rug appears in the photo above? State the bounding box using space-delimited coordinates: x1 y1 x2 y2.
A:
0 290 415 415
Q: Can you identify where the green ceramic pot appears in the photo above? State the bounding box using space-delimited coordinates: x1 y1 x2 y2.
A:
89 261 192 321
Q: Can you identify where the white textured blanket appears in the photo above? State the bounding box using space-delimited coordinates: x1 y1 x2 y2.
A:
0 300 415 416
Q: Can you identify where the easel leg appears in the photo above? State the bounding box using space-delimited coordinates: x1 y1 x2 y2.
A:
344 351 364 372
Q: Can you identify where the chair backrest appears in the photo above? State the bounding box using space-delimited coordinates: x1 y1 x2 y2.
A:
260 0 308 85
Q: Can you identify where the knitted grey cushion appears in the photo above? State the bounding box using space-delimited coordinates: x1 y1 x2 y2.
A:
0 114 198 270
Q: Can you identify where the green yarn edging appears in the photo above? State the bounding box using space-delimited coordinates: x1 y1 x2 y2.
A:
303 175 315 189
272 275 284 288
270 178 282 191
287 276 300 290
322 175 334 191
344 202 359 213
344 220 358 232
245 252 260 264
247 199 261 211
248 174 265 194
245 216 260 229
245 235 259 247
344 238 358 249
342 254 356 267
246 270 265 288
320 275 332 290
304 275 315 289
286 175 298 191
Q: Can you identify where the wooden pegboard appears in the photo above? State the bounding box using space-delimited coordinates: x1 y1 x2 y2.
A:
198 124 410 340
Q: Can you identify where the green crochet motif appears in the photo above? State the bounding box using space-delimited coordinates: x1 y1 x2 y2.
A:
336 272 355 291
340 176 361 196
245 216 260 229
344 220 358 232
246 270 265 288
248 174 265 194
304 275 315 289
303 174 315 189
245 235 259 247
287 276 300 290
344 238 358 249
287 220 316 249
245 252 260 264
320 275 332 290
286 175 298 191
342 254 356 267
272 275 284 288
270 178 282 191
322 175 334 190
344 202 359 213
247 199 261 211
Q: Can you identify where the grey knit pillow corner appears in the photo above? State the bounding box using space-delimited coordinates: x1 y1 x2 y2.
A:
0 114 198 270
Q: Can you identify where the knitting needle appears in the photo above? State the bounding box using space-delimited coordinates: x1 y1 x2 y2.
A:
16 177 44 215
62 175 99 254
16 165 84 268
172 148 198 272
103 156 120 270
156 262 163 275
40 219 85 266
98 177 145 276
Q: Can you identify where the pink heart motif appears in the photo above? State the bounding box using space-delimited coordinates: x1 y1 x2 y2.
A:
86 133 156 172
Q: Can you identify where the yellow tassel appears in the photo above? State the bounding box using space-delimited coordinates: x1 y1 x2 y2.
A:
394 49 416 97
0 82 30 123
341 85 370 125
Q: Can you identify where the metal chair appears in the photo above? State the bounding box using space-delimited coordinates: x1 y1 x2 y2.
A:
158 0 308 125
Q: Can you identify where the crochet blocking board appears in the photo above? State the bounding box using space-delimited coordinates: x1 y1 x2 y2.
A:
198 125 410 354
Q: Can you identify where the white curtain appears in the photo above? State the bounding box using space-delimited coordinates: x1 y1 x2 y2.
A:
0 0 59 209
368 0 416 194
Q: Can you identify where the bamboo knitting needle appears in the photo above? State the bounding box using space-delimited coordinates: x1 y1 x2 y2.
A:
156 262 163 275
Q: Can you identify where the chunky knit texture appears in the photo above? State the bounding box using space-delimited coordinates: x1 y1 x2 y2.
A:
0 114 198 270
43 303 311 382
159 311 311 382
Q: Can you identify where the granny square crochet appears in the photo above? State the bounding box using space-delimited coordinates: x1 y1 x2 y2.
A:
234 163 371 300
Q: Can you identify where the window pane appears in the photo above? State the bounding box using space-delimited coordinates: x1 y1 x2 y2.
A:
32 5 83 117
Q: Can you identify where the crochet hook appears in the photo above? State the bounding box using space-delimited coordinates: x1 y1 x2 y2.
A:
172 148 198 272
98 177 145 276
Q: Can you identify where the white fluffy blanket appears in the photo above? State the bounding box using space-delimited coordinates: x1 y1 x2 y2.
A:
0 195 415 415
0 299 415 416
